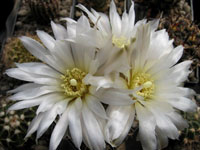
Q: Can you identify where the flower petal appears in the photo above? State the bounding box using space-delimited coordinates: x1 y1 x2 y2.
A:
109 0 121 36
97 88 134 105
113 107 135 146
25 113 44 138
83 74 113 89
6 68 59 85
135 103 157 150
146 101 179 139
86 95 107 119
68 98 83 149
105 105 134 144
51 21 68 40
8 98 43 111
36 30 55 50
36 100 68 139
82 103 105 150
156 127 168 149
36 96 69 115
19 36 64 72
16 62 60 78
49 109 69 150
168 97 197 112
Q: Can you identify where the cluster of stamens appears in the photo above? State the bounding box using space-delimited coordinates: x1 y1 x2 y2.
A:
60 68 88 97
130 72 155 100
112 35 130 48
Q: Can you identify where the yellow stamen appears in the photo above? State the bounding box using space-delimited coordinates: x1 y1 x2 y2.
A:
130 72 155 100
60 68 88 97
112 36 130 48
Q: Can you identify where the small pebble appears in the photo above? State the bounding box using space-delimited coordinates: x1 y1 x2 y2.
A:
59 9 68 17
15 21 22 28
18 9 29 17
180 10 186 15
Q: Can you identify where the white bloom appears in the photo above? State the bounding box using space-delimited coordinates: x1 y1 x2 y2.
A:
75 0 138 49
104 22 197 149
63 0 157 75
6 22 132 150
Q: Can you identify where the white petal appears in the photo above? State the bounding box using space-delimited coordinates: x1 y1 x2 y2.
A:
148 29 172 60
8 83 40 94
83 74 113 89
168 97 197 112
82 103 105 150
86 95 107 119
146 101 179 139
20 36 52 64
36 100 68 139
36 96 69 115
97 88 134 105
167 61 192 84
102 49 130 75
49 109 69 150
65 20 76 40
88 58 99 75
109 0 121 36
148 45 183 76
113 107 135 146
36 30 55 50
133 23 151 70
135 103 157 150
156 86 195 99
8 98 43 111
19 34 65 70
149 19 159 32
121 12 129 36
91 10 111 34
106 105 134 143
9 85 61 101
61 17 77 24
36 99 58 115
52 40 75 69
167 111 188 130
70 43 85 69
6 68 59 85
76 4 97 24
16 62 60 78
128 1 135 31
168 45 184 67
68 98 82 149
25 113 44 138
77 15 91 33
51 21 68 40
156 127 168 149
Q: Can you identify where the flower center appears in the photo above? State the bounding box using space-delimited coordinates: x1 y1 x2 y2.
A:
60 68 88 97
112 36 130 48
131 72 155 100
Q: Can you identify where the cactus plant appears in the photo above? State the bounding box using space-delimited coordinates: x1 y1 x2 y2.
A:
0 97 36 149
181 107 200 145
2 35 40 68
28 0 60 24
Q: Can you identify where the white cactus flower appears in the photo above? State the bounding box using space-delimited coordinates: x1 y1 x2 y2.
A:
74 0 138 49
6 21 133 150
103 22 197 150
